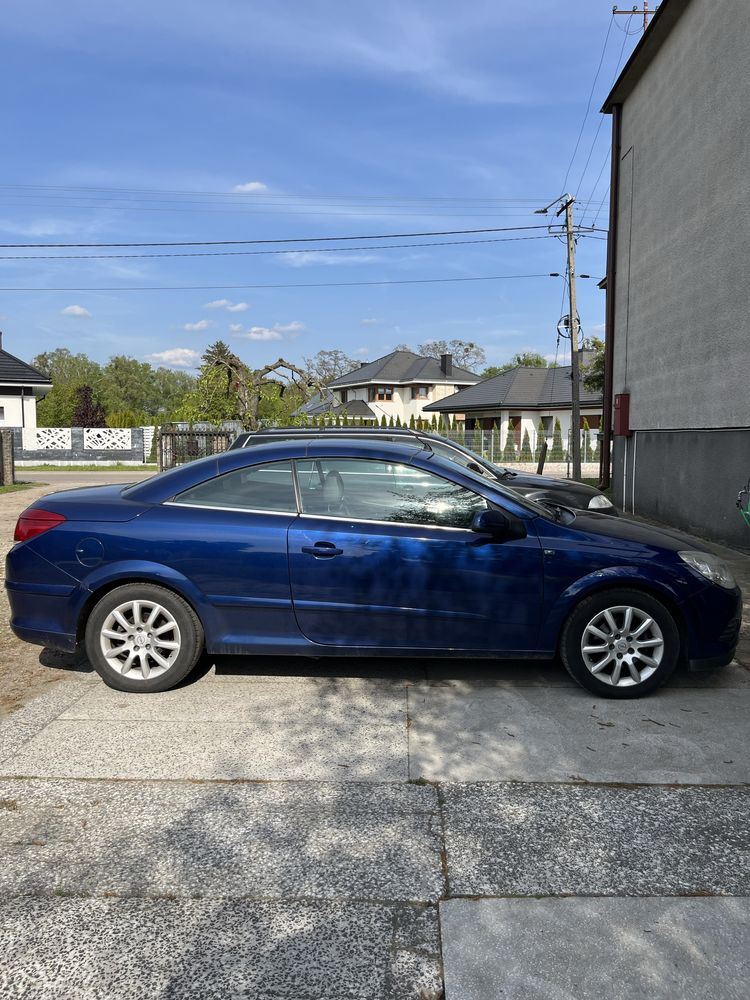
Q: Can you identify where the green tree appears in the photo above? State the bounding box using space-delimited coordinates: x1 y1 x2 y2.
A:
550 418 565 461
582 418 593 462
33 349 102 426
106 409 149 428
502 424 517 462
100 356 158 416
534 420 546 461
488 351 557 378
491 421 502 461
152 368 196 418
520 428 533 461
582 337 605 393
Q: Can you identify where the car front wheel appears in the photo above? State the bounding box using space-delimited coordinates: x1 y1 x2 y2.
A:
560 588 680 698
85 583 204 693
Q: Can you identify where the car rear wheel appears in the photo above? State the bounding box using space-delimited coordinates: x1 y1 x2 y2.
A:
560 588 680 698
85 583 203 693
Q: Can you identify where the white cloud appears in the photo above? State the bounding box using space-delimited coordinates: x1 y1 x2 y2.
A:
243 327 283 342
228 323 243 333
233 181 268 193
360 318 380 325
234 320 305 341
61 304 91 318
204 299 250 312
354 347 369 356
183 319 211 331
146 348 201 368
281 251 381 268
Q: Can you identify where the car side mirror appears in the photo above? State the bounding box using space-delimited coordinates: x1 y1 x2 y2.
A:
471 507 527 541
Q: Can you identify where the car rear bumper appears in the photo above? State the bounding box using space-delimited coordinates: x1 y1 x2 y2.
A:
6 579 80 653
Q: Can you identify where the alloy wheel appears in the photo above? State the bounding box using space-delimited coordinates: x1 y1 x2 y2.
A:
99 599 182 680
580 605 664 687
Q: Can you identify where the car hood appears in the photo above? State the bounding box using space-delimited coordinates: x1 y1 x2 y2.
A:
566 510 710 554
500 470 600 497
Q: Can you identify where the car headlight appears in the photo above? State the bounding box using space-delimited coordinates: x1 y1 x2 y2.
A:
588 494 613 509
678 550 737 589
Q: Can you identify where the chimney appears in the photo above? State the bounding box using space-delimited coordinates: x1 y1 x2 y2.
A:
360 361 368 367
440 353 453 377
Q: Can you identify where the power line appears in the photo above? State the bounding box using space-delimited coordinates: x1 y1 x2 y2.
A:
0 182 552 204
0 272 555 292
0 233 570 261
561 12 614 193
0 223 609 250
573 13 635 198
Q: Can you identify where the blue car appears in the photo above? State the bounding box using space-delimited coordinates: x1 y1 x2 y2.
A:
6 438 741 698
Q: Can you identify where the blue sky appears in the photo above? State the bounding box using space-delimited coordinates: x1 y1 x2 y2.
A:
0 0 642 372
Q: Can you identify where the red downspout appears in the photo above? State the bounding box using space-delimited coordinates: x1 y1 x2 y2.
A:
600 103 622 490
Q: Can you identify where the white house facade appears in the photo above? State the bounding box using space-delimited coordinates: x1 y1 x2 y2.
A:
323 350 480 424
0 335 52 428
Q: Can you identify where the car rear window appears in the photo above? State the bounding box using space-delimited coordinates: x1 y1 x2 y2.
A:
172 460 296 513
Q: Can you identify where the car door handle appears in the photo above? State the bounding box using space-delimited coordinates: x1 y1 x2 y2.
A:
301 541 344 558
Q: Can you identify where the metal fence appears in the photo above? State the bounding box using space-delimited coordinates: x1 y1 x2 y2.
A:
157 428 233 471
437 428 601 465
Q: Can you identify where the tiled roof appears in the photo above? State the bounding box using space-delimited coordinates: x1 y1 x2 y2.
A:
424 360 602 412
0 347 52 386
329 350 479 388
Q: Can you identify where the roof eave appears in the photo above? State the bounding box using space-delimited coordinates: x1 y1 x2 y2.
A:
601 0 692 113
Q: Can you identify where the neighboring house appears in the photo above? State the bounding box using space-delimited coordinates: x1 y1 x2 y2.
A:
0 334 52 428
294 389 377 422
601 0 750 545
326 350 479 424
424 354 602 450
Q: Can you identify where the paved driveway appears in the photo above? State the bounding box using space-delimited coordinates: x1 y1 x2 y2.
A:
1 474 749 999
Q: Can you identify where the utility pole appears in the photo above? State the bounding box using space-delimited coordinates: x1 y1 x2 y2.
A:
559 197 582 481
612 3 654 35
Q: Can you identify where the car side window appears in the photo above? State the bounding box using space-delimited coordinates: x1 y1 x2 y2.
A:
172 460 297 513
295 457 487 529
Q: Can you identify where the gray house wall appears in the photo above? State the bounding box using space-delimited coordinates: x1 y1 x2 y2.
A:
610 0 750 547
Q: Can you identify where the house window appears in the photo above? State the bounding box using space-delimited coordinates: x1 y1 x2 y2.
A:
582 414 601 429
412 385 430 400
541 416 553 436
0 407 5 422
339 390 348 404
368 386 393 402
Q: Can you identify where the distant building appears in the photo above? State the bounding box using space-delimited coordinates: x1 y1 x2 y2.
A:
424 355 602 451
325 350 479 424
0 334 52 428
601 0 750 545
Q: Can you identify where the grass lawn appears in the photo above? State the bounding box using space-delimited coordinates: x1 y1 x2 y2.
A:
19 464 158 472
0 482 44 495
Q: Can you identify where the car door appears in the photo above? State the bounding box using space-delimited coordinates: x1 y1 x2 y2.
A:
287 456 542 652
143 459 300 651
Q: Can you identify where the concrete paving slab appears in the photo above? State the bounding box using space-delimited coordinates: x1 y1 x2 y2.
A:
59 676 407 724
0 897 442 1000
0 717 408 780
440 897 750 1000
408 683 750 783
2 676 93 729
442 783 750 896
0 721 37 765
0 779 443 901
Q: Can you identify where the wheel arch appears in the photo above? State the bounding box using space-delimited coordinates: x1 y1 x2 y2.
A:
555 577 688 660
75 566 209 643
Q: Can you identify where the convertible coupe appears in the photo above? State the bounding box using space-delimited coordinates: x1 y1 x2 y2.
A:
7 438 740 698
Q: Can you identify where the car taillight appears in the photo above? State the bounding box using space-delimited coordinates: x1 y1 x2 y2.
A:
14 509 66 542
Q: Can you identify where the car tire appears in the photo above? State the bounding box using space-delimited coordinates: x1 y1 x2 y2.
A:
560 588 680 699
85 583 204 693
